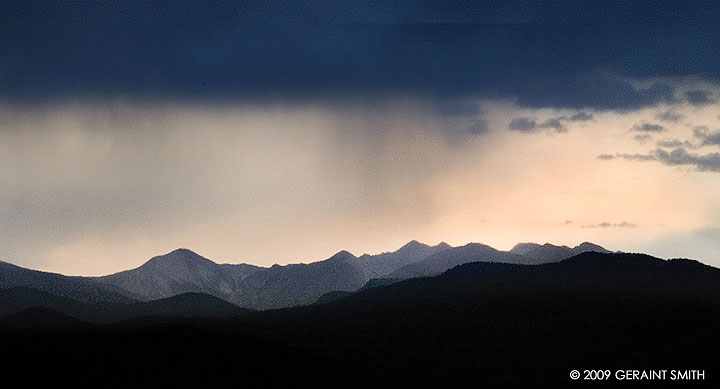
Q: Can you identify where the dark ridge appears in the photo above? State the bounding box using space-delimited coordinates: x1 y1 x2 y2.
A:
314 291 354 305
138 292 252 318
314 277 403 305
0 287 251 324
0 306 91 332
0 260 138 303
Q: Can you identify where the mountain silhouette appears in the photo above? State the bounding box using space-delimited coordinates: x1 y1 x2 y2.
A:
233 250 380 309
0 252 720 386
357 240 452 276
94 248 264 303
1 251 718 386
321 252 717 315
0 260 138 303
227 252 719 384
388 242 528 279
94 242 459 310
388 241 610 279
510 241 611 262
0 287 250 324
0 306 92 332
2 240 610 311
315 277 402 304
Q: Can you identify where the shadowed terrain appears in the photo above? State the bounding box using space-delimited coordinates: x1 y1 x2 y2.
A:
1 252 717 386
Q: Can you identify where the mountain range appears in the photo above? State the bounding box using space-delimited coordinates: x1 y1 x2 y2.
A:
1 249 717 386
1 240 613 311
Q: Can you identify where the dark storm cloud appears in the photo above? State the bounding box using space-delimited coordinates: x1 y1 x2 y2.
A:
684 90 716 106
508 118 537 132
437 100 488 135
632 123 665 133
438 101 482 118
1 1 719 110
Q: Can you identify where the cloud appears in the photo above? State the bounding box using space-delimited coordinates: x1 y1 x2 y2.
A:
507 112 594 134
539 118 567 132
511 77 678 111
702 131 720 146
0 2 717 111
691 126 720 146
655 147 720 172
657 139 690 148
437 100 489 136
569 112 594 121
655 111 683 123
633 134 652 142
508 117 538 132
597 152 657 162
582 221 636 228
631 122 665 132
684 89 717 105
693 126 709 137
438 101 482 117
599 147 720 172
465 118 489 135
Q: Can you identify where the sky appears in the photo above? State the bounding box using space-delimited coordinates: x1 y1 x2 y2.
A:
2 1 720 275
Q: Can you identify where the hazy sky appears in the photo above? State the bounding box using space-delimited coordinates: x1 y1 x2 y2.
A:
2 1 720 274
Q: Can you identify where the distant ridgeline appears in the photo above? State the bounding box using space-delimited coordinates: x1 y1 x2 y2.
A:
1 240 611 312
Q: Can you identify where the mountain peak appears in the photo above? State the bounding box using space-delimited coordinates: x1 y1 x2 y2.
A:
510 242 543 254
142 248 216 268
435 242 451 249
573 242 610 253
398 240 430 252
328 250 357 261
169 248 196 255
